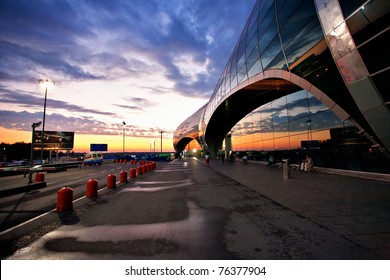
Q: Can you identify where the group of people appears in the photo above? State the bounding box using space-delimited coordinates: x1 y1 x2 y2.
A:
206 151 313 172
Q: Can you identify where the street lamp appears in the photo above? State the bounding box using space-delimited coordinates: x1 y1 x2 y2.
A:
159 130 164 153
153 140 156 153
122 121 126 155
29 122 41 183
38 79 55 164
306 119 312 140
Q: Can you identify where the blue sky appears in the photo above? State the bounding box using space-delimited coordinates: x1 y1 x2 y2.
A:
0 0 256 151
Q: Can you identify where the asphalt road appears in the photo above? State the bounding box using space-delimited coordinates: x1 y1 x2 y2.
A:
0 158 380 260
0 162 135 232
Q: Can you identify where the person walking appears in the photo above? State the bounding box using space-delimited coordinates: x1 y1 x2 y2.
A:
205 152 210 167
220 152 225 163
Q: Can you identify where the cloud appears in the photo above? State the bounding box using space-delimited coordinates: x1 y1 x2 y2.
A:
0 110 173 137
0 88 115 116
0 0 257 146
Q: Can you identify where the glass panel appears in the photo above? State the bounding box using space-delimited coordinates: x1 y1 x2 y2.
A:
266 51 288 70
279 0 316 47
289 133 307 149
272 108 288 126
261 103 273 119
246 34 259 59
274 134 290 150
289 117 309 135
262 36 283 70
259 18 277 52
287 90 308 105
258 1 275 39
237 63 248 83
247 59 262 78
284 17 323 67
237 53 246 73
277 0 304 29
308 96 328 114
246 45 260 71
262 139 275 151
246 21 258 46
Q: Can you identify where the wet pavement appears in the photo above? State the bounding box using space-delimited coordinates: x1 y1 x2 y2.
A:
1 158 389 259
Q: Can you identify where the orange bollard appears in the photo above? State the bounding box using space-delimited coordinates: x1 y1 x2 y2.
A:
34 172 45 182
107 173 116 188
130 168 136 178
56 187 73 212
120 170 127 183
137 166 143 175
86 178 98 198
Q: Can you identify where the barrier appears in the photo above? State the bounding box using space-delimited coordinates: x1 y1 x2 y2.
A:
34 172 45 182
130 168 136 178
142 165 147 173
86 179 98 198
107 173 116 188
137 166 143 175
120 170 128 183
56 187 73 212
283 159 291 179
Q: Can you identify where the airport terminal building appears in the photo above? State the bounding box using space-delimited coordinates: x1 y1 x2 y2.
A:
174 0 390 174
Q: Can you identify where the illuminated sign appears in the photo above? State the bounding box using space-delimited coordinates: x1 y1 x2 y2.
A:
34 131 74 150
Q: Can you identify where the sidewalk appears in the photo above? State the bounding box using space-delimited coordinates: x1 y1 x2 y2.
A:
204 158 390 259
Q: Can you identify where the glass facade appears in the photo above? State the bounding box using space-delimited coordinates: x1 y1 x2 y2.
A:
174 0 390 175
229 90 390 174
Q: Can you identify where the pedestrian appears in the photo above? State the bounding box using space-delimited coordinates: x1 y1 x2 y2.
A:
205 152 210 167
220 152 225 163
267 154 275 167
300 154 313 172
229 151 234 163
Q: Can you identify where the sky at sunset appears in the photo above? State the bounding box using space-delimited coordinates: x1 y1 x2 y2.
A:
0 0 256 153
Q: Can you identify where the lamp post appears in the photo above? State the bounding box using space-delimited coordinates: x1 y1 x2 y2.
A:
38 79 54 164
306 119 312 140
122 121 126 156
29 122 41 183
153 140 156 153
159 130 163 153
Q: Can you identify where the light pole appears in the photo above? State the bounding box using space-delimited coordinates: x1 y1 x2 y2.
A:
159 130 163 153
122 121 126 156
29 122 41 183
38 79 54 164
306 119 312 140
153 140 156 153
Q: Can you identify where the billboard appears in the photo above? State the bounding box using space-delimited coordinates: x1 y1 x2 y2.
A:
90 144 108 152
34 131 74 150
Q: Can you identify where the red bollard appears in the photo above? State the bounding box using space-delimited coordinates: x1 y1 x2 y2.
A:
142 165 147 173
86 179 98 198
56 187 73 212
120 170 127 183
130 168 136 178
107 173 116 188
124 159 127 164
153 162 156 169
137 166 143 175
35 172 45 182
